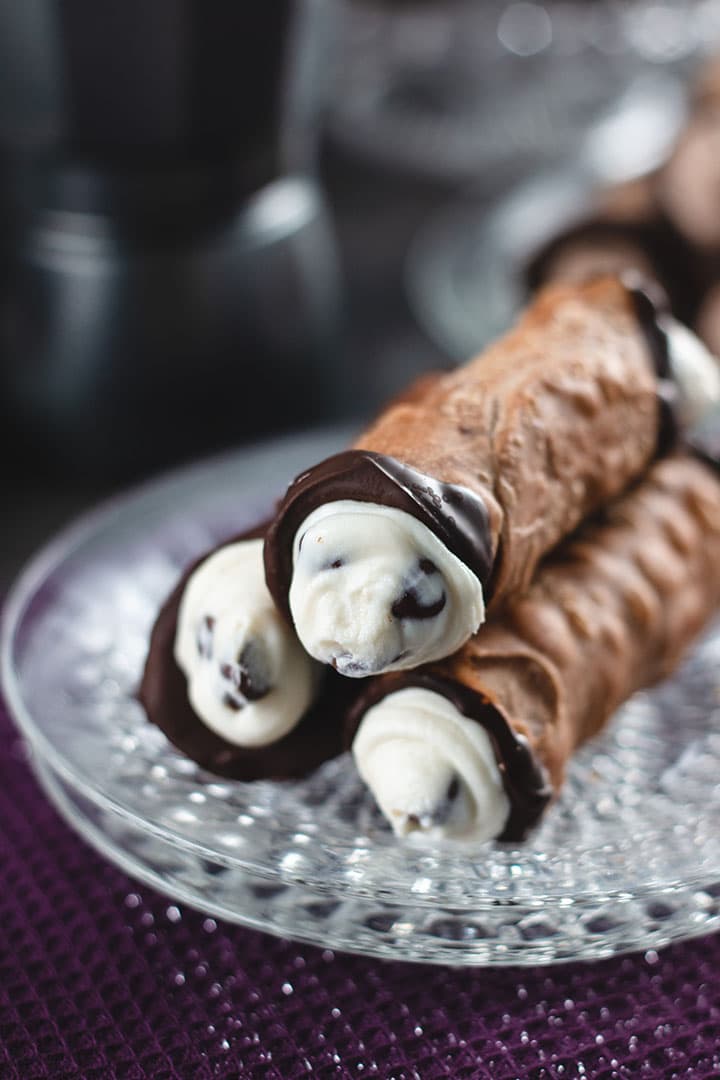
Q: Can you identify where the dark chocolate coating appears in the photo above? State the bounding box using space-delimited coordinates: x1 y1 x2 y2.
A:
623 274 720 472
623 273 681 456
526 215 707 331
344 672 552 843
624 274 671 377
139 526 352 781
264 450 493 623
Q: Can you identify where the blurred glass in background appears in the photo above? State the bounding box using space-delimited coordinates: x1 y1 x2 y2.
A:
331 0 720 184
3 0 720 499
0 0 343 483
322 0 720 414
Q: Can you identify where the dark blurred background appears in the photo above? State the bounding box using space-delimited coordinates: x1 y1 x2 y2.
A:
2 0 719 588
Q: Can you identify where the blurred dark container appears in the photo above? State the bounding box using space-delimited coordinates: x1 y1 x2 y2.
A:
0 1 295 175
0 0 343 482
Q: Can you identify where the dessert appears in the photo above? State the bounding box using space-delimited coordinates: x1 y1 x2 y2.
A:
140 527 350 779
525 214 702 330
527 55 720 334
656 76 720 254
265 276 720 678
346 453 720 843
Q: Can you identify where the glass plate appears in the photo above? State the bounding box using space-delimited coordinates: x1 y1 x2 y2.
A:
4 428 720 967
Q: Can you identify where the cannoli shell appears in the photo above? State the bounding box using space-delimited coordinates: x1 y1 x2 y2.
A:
347 455 720 839
353 277 661 606
524 176 705 328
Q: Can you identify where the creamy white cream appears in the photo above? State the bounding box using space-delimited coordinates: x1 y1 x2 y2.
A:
174 540 318 747
353 687 510 843
288 501 485 677
665 317 720 428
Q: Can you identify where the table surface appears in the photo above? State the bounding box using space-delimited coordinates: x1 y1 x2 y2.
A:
2 685 720 1079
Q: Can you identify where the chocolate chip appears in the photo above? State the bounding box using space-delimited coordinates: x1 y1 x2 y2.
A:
196 615 215 658
222 692 243 712
218 640 273 705
236 640 273 701
321 557 344 570
391 558 446 621
402 780 465 833
391 590 446 621
428 775 463 826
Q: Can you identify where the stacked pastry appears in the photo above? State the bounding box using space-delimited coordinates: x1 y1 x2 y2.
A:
527 56 720 356
140 275 720 844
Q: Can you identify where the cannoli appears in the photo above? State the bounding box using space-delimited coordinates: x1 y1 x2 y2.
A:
528 55 720 328
140 526 350 779
524 176 703 329
265 276 720 677
346 453 720 843
656 71 720 254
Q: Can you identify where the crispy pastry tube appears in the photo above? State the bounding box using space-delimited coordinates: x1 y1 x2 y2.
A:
265 277 704 678
528 55 720 327
346 455 720 842
524 179 703 330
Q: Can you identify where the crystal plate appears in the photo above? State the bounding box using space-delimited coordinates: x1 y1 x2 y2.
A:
4 428 720 966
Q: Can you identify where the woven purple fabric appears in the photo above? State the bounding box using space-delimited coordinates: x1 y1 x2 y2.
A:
2 692 720 1080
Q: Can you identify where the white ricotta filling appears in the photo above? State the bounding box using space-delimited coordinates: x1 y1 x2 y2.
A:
353 687 510 843
665 317 720 427
288 501 485 677
175 540 317 747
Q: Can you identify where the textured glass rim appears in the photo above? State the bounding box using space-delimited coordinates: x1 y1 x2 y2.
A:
3 430 720 918
30 749 720 968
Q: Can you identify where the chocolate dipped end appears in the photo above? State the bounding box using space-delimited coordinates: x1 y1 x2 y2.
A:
527 220 660 295
345 671 552 842
624 272 720 465
526 200 707 331
139 552 350 780
264 449 494 623
622 273 681 456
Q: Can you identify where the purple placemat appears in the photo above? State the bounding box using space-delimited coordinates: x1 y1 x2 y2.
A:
2 691 720 1079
